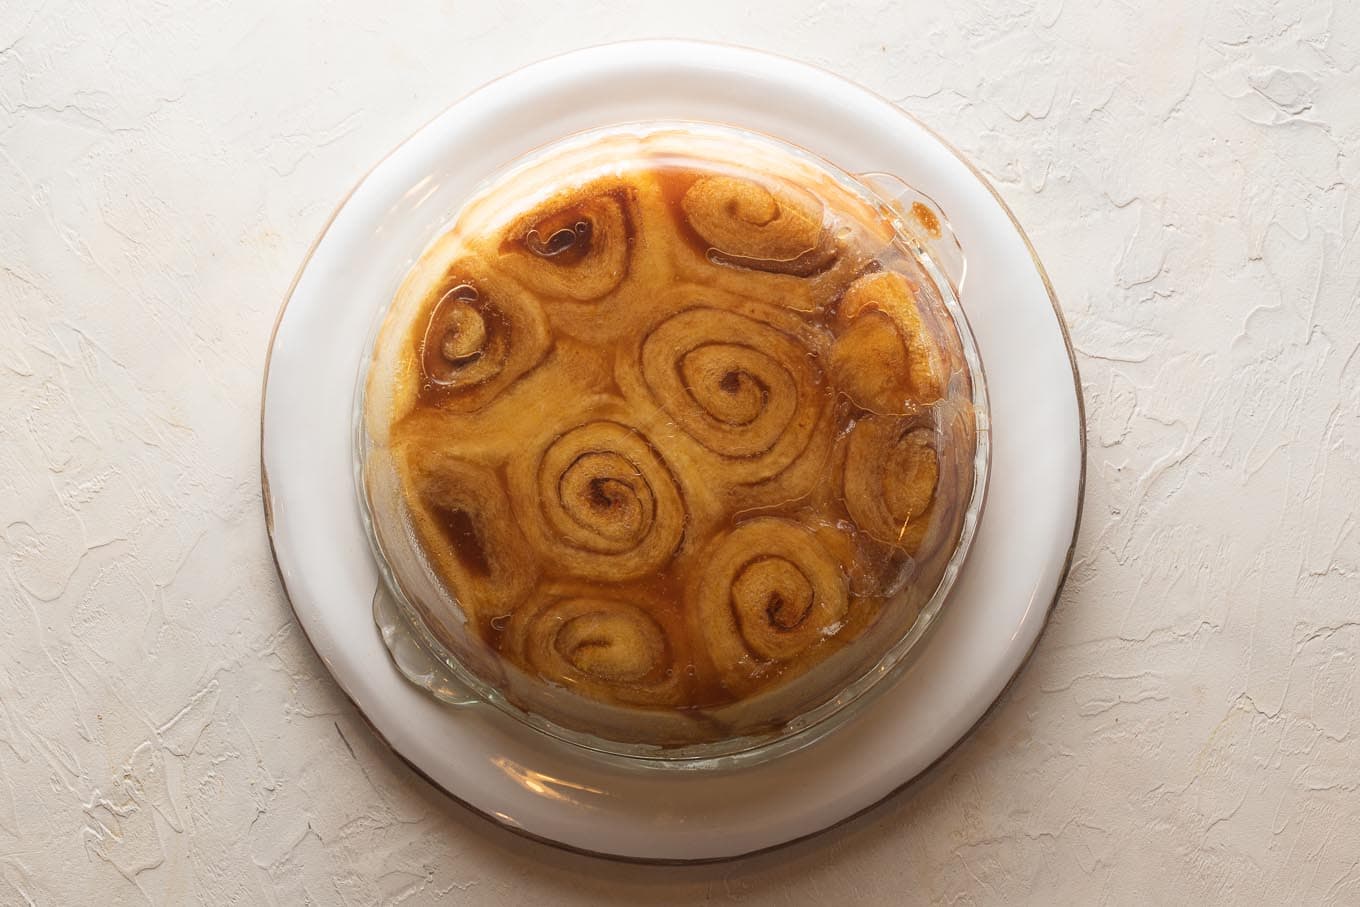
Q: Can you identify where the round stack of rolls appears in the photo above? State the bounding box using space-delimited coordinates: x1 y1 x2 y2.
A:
364 127 979 743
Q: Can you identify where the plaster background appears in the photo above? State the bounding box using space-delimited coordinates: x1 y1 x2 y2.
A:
1 0 1358 903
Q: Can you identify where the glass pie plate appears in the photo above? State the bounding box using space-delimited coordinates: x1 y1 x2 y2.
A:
355 121 988 766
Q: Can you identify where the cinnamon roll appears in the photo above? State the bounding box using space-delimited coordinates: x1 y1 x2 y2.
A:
682 175 836 277
507 399 691 583
474 173 673 342
616 287 835 509
829 270 957 415
687 517 856 695
657 167 889 313
395 248 553 418
394 446 538 636
504 584 690 707
839 409 972 564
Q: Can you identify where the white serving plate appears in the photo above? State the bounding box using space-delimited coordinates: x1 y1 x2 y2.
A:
261 40 1084 862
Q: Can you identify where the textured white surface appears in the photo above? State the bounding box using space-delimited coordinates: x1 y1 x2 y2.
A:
2 0 1358 903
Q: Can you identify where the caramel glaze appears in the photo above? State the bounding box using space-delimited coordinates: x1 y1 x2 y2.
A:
385 161 975 712
501 186 637 266
427 500 493 579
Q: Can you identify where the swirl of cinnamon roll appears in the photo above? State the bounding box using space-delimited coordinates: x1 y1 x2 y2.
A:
409 253 552 413
508 403 688 582
840 415 949 555
829 270 955 415
617 289 834 507
504 586 689 707
661 169 889 313
688 517 852 694
497 184 633 300
483 175 672 340
395 447 539 634
681 175 836 277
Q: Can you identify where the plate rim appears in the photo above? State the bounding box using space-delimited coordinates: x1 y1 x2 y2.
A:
259 38 1086 865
